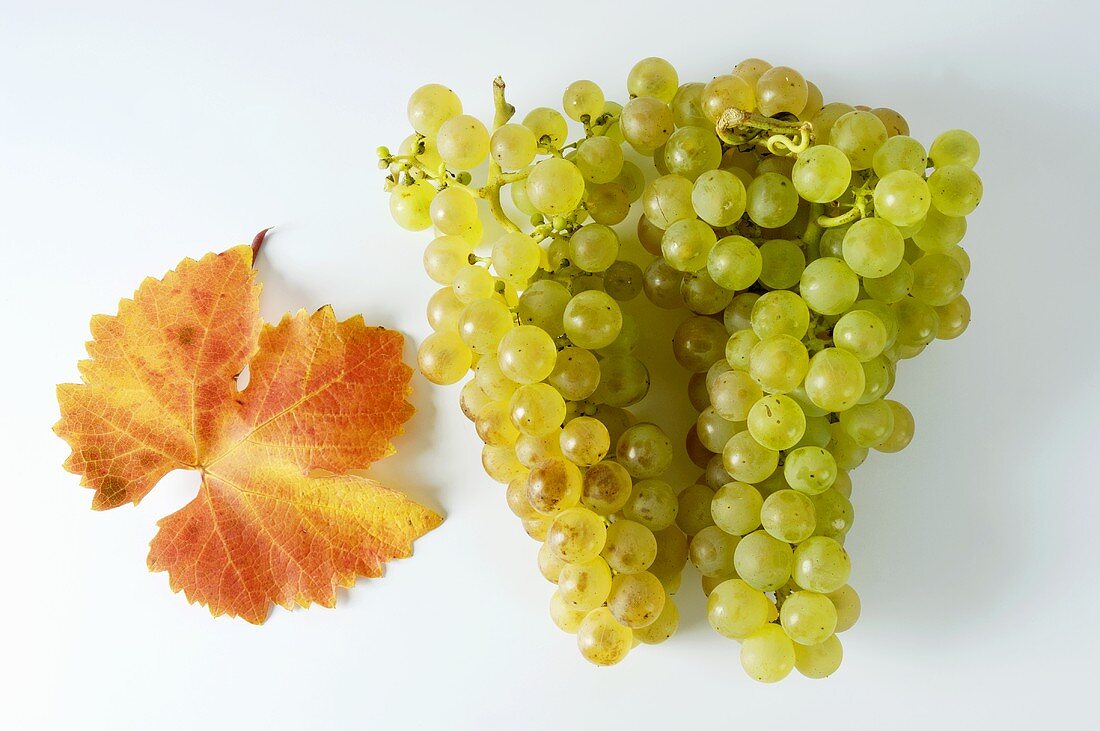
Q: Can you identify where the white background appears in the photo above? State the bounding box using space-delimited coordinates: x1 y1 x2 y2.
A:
2 1 1098 728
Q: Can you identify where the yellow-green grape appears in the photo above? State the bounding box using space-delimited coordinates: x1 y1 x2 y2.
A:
627 56 678 102
562 79 605 122
562 290 622 350
661 219 717 273
474 354 517 401
497 325 557 384
436 114 489 170
585 181 631 225
550 590 587 633
839 399 894 448
801 81 824 121
746 173 799 229
893 297 940 348
490 231 540 287
526 458 583 515
616 423 673 478
482 443 527 484
538 539 567 582
725 328 760 371
929 129 980 168
707 578 770 639
559 556 613 610
663 125 722 180
671 81 708 128
874 400 915 453
458 297 512 355
610 163 643 207
428 186 478 237
459 380 492 422
582 460 633 514
858 356 892 405
506 475 540 520
593 406 634 448
750 290 808 340
427 286 464 333
832 470 853 499
784 446 837 495
689 525 740 577
833 310 888 361
526 157 585 215
577 606 633 666
874 170 931 227
607 571 666 628
522 106 568 149
522 515 552 540
489 128 536 178
947 246 971 279
709 481 760 535
758 238 805 289
709 369 763 423
692 171 747 228
575 136 624 184
672 315 727 372
634 595 679 644
516 430 564 468
389 180 435 231
676 483 716 535
872 107 909 136
795 414 832 449
417 331 472 385
850 299 899 349
642 174 694 229
451 264 495 303
649 524 688 589
547 506 608 564
755 65 808 117
741 623 796 683
805 347 865 412
406 83 462 136
544 347 597 402
696 406 740 453
620 96 675 153
750 335 809 394
795 634 843 678
910 253 965 306
722 430 779 484
781 590 838 645
594 354 650 407
792 145 852 203
842 217 905 278
510 178 537 215
936 294 971 340
603 519 658 573
829 110 888 170
760 488 816 543
810 102 855 144
701 74 756 123
605 260 644 302
732 56 772 84
799 257 859 315
873 135 927 177
475 400 519 446
818 224 848 259
792 536 851 593
422 235 473 285
508 383 566 437
517 279 570 336
560 416 611 467
828 422 868 471
747 394 806 451
928 164 983 216
624 479 678 531
828 584 862 632
913 209 966 254
863 260 913 304
565 225 617 275
809 488 854 541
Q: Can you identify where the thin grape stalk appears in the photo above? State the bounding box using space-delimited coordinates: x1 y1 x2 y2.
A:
379 56 981 679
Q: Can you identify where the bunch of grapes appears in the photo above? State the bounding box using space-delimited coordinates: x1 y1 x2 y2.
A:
379 56 981 681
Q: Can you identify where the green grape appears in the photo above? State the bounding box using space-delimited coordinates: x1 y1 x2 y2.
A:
634 595 680 644
893 298 940 348
760 489 816 543
910 253 964 306
563 290 622 350
677 483 716 535
458 297 512 354
722 430 779 484
708 236 761 290
750 334 809 394
839 399 894 447
522 515 552 540
389 180 435 231
517 279 570 337
929 129 980 168
828 584 862 632
459 380 492 422
692 170 747 227
527 458 583 515
475 400 519 446
672 315 728 372
705 454 734 490
858 355 892 404
539 529 569 581
842 217 905 278
550 590 587 633
707 578 770 639
451 264 496 303
620 96 675 153
832 470 853 499
747 394 806 451
725 329 760 371
873 170 931 227
474 355 518 400
489 123 537 170
710 369 763 422
599 313 640 354
746 173 799 228
818 224 848 259
604 260 644 301
792 536 851 593
863 260 913 304
621 479 677 531
515 430 564 469
526 157 585 215
756 65 808 116
928 164 983 216
809 488 854 541
872 107 909 136
595 354 649 407
681 269 734 315
429 186 479 237
829 110 888 170
828 422 868 470
689 525 740 577
793 414 832 449
936 294 971 340
794 634 843 678
406 83 462 136
801 81 824 120
559 416 611 467
482 443 527 484
784 446 837 495
849 298 899 349
436 114 490 170
701 74 756 123
735 529 793 592
780 590 838 645
946 245 971 278
423 234 473 284
661 218 717 272
548 346 600 401
562 79 605 122
582 460 633 514
509 178 537 216
559 557 613 610
833 310 888 361
505 475 539 520
628 56 679 102
575 136 624 184
874 400 915 453
810 102 855 145
805 347 865 412
607 571 667 629
711 481 763 535
792 145 852 203
509 382 566 436
566 225 618 274
616 423 673 478
547 506 608 564
799 257 859 315
751 290 810 339
586 181 630 225
913 209 966 253
696 406 740 453
523 106 568 149
873 135 927 177
664 125 722 180
417 331 472 385
603 519 658 573
637 214 665 256
427 286 465 333
497 325 557 384
489 233 540 290
688 371 711 411
671 81 709 128
758 238 805 289
642 174 695 228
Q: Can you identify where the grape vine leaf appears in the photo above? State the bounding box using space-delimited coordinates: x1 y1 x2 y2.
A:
54 244 441 623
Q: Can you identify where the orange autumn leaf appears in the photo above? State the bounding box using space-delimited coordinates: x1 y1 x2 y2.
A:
54 244 441 623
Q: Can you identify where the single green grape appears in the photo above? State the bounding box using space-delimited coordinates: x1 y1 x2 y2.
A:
562 79 605 122
595 354 649 407
458 297 512 354
709 369 763 422
620 96 674 153
662 218 717 272
810 102 855 146
389 180 436 231
873 170 931 227
833 310 888 361
746 173 799 228
842 217 905 278
497 325 557 384
671 81 709 128
607 571 666 629
642 173 695 228
760 488 816 543
794 634 843 678
839 399 895 447
491 231 541 287
872 135 928 177
526 157 585 215
929 129 980 168
751 290 810 339
783 446 837 495
928 164 983 216
634 594 680 644
828 584 862 632
747 394 807 451
692 169 747 226
756 65 808 117
549 590 587 634
547 506 608 564
616 423 673 478
874 400 915 453
509 382 566 437
936 295 971 340
517 279 570 337
792 145 851 203
707 578 771 639
707 235 761 290
799 257 859 315
559 556 613 609
576 605 633 666
582 460 633 515
672 315 727 372
558 416 610 467
725 329 760 371
689 525 740 578
417 330 473 385
602 519 658 574
627 56 679 102
423 234 473 285
563 290 623 350
526 458 583 516
680 268 734 315
696 406 741 453
710 481 763 536
863 260 913 304
792 536 851 593
575 136 624 184
734 529 793 592
406 83 462 136
805 347 865 412
829 110 888 170
489 123 537 170
722 431 779 484
780 590 838 645
758 239 806 289
677 483 717 536
436 114 490 170
701 74 756 123
664 125 722 180
523 106 568 149
910 253 965 306
749 334 809 394
548 346 600 401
